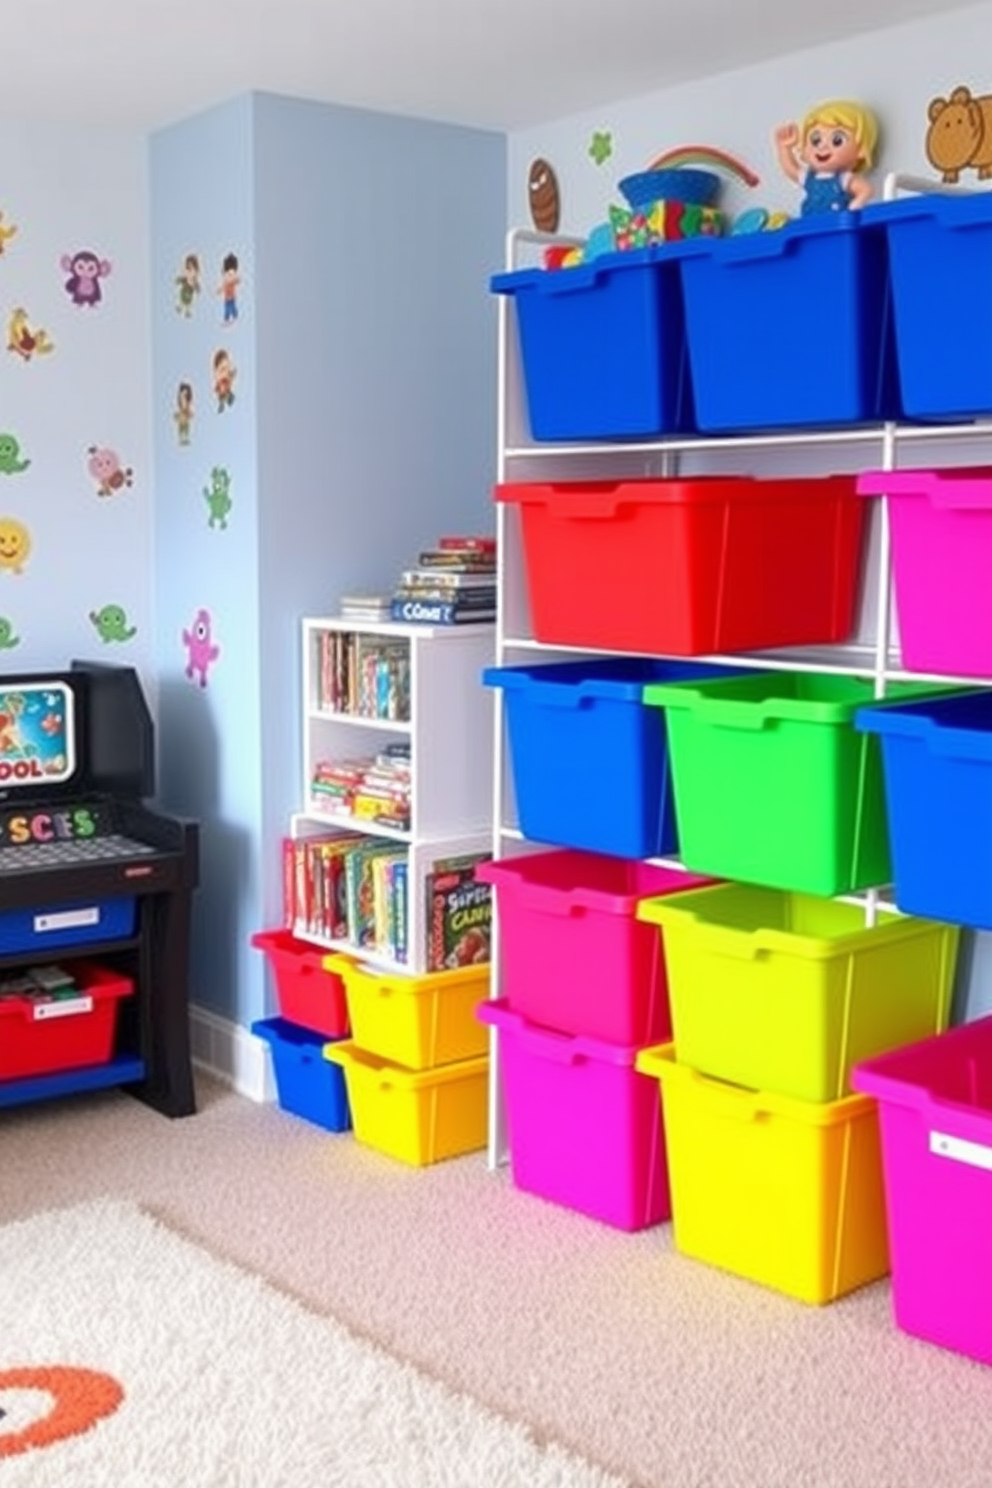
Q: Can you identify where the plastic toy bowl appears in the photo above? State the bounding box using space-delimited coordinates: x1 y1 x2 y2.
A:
619 168 721 210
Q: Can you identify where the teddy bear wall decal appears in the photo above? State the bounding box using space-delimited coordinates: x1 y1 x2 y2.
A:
926 85 992 183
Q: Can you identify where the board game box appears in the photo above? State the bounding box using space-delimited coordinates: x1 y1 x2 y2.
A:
425 852 492 972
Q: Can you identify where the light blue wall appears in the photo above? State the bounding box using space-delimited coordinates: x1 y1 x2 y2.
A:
0 123 153 687
252 93 506 966
149 91 505 1029
149 96 262 1021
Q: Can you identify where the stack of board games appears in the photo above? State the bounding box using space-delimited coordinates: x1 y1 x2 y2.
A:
390 536 496 626
283 833 408 964
425 850 493 971
309 743 411 831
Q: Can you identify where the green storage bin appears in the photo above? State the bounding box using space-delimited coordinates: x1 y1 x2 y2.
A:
642 673 945 896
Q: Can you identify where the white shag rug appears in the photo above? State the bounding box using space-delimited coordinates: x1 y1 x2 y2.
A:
0 1199 628 1487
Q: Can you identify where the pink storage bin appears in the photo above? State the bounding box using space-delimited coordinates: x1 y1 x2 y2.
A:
853 1015 992 1366
476 851 710 1044
477 998 669 1231
857 467 992 678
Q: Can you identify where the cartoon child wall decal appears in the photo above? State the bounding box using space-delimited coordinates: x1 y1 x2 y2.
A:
182 607 220 687
217 252 240 323
174 382 194 446
774 100 879 214
61 249 112 307
87 446 133 497
175 253 201 317
212 349 236 412
7 309 54 362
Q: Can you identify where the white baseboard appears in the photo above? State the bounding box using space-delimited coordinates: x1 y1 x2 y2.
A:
189 1005 275 1104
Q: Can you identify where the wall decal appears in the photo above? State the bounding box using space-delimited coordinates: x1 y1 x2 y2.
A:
0 618 21 649
203 466 232 529
926 85 992 182
0 519 31 574
217 252 240 324
174 382 194 446
528 159 561 233
175 253 201 317
182 607 220 687
212 349 236 411
589 131 614 166
0 435 29 474
7 309 54 362
0 211 18 256
60 249 112 308
89 604 137 643
86 445 133 498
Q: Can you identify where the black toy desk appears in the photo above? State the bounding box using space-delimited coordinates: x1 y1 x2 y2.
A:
0 660 199 1118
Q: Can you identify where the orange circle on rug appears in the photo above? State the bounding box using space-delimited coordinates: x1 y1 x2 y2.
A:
0 1366 124 1458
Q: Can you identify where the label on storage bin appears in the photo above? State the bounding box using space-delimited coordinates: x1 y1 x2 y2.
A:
33 907 99 934
930 1131 992 1172
32 996 93 1021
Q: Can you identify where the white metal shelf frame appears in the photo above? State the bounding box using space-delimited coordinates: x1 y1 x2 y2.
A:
486 175 992 1168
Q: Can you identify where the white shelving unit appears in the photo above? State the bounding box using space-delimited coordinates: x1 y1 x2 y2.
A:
292 615 495 975
487 177 992 1166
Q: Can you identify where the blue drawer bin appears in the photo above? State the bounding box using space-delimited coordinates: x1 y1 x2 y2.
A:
865 193 992 420
484 657 737 859
252 1017 351 1132
856 690 992 928
490 246 693 441
678 214 900 432
0 896 136 956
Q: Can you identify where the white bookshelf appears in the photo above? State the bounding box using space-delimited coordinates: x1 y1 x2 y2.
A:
293 616 495 974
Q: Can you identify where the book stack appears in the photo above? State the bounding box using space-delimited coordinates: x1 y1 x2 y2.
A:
390 535 496 626
309 743 412 832
339 594 392 623
283 833 408 963
316 631 410 720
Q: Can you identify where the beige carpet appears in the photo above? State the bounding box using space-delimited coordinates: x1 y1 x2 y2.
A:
4 1075 992 1488
0 1199 625 1486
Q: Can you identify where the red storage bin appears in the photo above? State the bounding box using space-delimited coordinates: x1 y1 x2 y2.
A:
251 929 350 1039
0 963 134 1081
496 476 865 656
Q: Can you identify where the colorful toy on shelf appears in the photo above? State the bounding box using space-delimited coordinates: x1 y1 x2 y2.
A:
775 100 879 215
542 145 759 270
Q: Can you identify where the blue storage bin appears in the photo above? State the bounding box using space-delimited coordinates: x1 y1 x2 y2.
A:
0 896 136 956
865 193 992 420
856 690 992 928
678 214 900 432
483 657 737 859
490 246 693 441
252 1016 351 1132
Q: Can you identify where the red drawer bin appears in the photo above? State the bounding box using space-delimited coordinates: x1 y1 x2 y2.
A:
496 476 866 656
0 963 134 1082
251 928 350 1039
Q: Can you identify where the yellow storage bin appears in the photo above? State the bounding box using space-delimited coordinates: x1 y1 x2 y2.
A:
323 1040 488 1166
634 1044 889 1305
636 885 958 1103
325 956 490 1070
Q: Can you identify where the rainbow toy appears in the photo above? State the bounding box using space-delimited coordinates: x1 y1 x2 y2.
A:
647 145 760 188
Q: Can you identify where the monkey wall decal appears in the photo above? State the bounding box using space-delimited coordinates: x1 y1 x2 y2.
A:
60 249 112 308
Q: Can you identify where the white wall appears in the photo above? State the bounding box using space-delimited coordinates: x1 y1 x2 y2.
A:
508 0 992 237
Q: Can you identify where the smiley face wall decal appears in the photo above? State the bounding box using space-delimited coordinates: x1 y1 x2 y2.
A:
528 158 560 233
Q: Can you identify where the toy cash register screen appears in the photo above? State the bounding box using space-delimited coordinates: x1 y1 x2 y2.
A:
0 683 75 789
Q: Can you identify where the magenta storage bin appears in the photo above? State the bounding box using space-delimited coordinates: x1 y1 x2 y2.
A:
857 467 992 679
853 1016 992 1366
476 851 710 1045
478 998 669 1230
